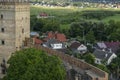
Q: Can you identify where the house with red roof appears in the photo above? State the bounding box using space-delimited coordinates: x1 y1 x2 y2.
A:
47 31 55 39
33 37 43 45
44 31 67 42
55 33 67 42
37 12 48 18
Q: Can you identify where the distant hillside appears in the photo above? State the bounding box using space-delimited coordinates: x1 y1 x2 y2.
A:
30 0 69 3
30 0 119 3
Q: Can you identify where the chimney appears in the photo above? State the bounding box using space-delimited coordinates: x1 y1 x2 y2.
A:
109 48 112 53
102 48 105 51
105 54 108 58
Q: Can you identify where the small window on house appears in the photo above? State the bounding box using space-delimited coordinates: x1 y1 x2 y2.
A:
1 28 4 32
96 78 98 80
1 14 3 19
1 40 5 45
22 28 24 33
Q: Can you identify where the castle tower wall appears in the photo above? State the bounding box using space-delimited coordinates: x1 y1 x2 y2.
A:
0 1 30 62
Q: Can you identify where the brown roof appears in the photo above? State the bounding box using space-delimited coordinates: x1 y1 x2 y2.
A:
34 38 43 44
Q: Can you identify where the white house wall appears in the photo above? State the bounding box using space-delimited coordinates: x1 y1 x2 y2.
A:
77 44 87 53
107 53 117 65
51 43 63 49
95 58 101 64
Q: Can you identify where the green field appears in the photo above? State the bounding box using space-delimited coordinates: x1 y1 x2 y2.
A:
30 5 120 31
30 6 120 22
102 14 120 22
30 6 78 16
60 24 71 30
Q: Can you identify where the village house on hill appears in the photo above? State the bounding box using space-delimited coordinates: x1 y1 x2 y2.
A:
37 12 55 18
43 38 66 49
69 41 87 54
30 32 43 45
43 31 67 42
93 49 117 65
95 41 120 54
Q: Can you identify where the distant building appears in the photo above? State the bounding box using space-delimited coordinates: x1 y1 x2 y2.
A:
37 12 54 18
37 12 48 18
104 42 120 53
33 37 43 45
70 41 87 54
43 31 67 42
96 42 107 49
30 32 39 37
93 49 117 65
43 39 66 49
95 41 120 53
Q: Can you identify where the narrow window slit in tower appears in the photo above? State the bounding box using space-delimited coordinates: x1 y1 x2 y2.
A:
1 14 3 19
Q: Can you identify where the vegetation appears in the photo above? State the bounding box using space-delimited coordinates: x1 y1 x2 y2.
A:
83 53 95 65
82 10 120 20
30 6 77 16
3 48 66 80
30 5 120 77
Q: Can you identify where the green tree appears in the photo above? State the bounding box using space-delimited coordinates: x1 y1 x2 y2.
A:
69 22 83 38
3 48 66 80
85 30 95 43
42 19 60 32
108 57 120 79
83 53 95 65
30 15 37 31
33 19 45 32
96 64 109 73
109 32 120 41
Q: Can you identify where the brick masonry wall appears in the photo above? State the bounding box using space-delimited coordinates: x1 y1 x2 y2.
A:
33 45 108 80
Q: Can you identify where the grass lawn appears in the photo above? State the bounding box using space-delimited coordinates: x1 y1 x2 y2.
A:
30 5 120 26
102 14 120 22
30 5 78 16
60 24 71 30
85 14 120 22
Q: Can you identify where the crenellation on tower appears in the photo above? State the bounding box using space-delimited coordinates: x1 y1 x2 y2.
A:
0 0 29 3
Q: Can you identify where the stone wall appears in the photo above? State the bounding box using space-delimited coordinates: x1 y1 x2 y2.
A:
0 2 30 63
33 45 108 80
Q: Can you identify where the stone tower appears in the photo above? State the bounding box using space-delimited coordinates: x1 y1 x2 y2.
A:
0 0 30 62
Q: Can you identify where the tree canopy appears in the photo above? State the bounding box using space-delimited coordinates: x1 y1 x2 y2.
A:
3 48 66 80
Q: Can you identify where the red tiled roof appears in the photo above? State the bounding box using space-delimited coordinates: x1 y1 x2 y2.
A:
47 31 55 39
34 38 43 44
45 31 67 42
55 33 67 42
39 13 48 17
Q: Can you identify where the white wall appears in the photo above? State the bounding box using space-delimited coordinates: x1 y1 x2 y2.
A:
107 53 117 65
51 43 62 49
